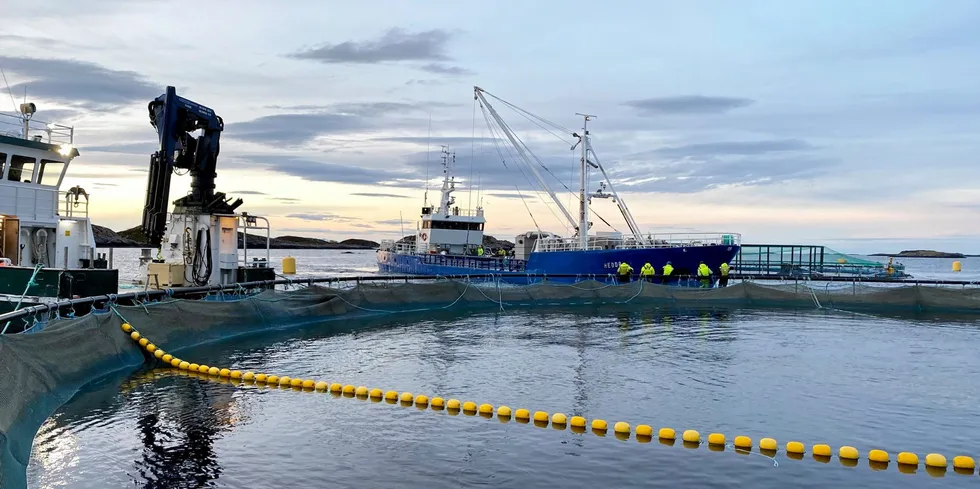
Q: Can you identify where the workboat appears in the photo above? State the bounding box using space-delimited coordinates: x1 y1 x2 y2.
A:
0 101 118 322
377 87 741 283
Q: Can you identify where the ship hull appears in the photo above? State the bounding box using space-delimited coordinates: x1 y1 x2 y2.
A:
377 244 739 285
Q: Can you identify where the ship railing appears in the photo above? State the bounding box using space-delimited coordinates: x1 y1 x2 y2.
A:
534 233 742 252
429 207 483 218
0 112 74 145
418 253 527 272
379 240 419 254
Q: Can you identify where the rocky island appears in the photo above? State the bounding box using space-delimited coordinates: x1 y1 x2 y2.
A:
93 225 380 250
869 250 968 259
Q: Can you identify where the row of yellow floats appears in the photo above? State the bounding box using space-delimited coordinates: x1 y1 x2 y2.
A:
121 322 975 476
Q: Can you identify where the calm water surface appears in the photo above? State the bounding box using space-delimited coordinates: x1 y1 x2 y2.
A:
27 303 980 488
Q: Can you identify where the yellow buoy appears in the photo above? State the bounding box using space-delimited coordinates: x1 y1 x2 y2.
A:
342 384 356 394
355 386 369 396
170 358 181 367
682 429 699 443
399 392 414 403
708 433 726 445
953 456 975 470
497 405 512 417
612 422 630 434
636 424 653 437
315 381 329 391
188 363 199 371
952 260 962 272
279 376 292 386
813 444 832 457
154 350 164 359
430 396 444 407
161 354 173 363
447 399 462 410
198 365 210 374
786 441 805 454
369 388 383 398
255 374 267 383
266 375 279 384
759 438 778 451
839 446 859 460
570 416 587 428
416 394 429 405
139 338 149 347
533 411 549 422
282 256 297 274
208 367 220 376
869 449 889 463
291 378 305 388
463 401 478 411
659 428 676 440
230 371 242 380
384 390 398 399
897 452 919 465
479 404 494 415
734 436 752 449
551 413 567 424
121 323 133 333
514 408 530 419
130 331 141 341
925 453 947 468
592 419 608 431
243 372 255 381
219 368 231 377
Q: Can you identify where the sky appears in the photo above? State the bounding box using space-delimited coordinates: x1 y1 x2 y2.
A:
1 0 978 254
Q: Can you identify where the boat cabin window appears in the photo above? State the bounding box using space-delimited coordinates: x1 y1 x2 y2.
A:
0 152 6 178
8 155 36 183
422 220 484 231
38 159 66 186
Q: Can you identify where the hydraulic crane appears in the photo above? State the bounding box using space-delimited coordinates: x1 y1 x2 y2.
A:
141 86 243 247
140 87 271 287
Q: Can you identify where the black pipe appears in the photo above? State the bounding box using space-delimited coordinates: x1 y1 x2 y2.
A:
0 273 976 326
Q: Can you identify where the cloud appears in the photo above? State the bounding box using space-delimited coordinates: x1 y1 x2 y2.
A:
375 219 410 226
83 141 158 154
288 28 454 64
240 154 418 186
351 192 410 199
286 213 352 222
350 223 374 229
405 79 445 86
272 197 300 203
486 193 537 200
372 136 502 146
0 56 159 111
419 64 473 76
225 113 367 146
623 96 755 115
650 139 815 158
230 190 267 195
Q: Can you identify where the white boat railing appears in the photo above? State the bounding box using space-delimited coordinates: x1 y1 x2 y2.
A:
534 233 742 252
379 240 419 254
0 112 74 145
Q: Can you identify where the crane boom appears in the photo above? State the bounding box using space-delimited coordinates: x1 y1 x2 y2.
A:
141 86 242 247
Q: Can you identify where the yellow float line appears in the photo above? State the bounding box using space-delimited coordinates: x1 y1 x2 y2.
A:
120 323 976 476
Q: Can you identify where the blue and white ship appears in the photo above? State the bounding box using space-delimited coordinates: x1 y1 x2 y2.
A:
377 87 741 283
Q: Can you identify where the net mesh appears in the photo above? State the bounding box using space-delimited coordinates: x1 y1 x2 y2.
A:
1 279 979 487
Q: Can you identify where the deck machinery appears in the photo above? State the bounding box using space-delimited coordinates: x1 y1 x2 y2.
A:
141 87 273 287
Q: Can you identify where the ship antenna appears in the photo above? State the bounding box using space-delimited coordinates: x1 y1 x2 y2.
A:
0 62 18 113
424 112 432 207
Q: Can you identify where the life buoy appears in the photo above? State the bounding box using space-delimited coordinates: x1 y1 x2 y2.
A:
420 233 428 241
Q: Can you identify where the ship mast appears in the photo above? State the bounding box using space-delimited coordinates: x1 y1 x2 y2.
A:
437 146 456 215
573 113 595 250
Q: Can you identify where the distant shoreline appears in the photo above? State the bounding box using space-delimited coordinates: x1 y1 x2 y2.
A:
869 250 975 259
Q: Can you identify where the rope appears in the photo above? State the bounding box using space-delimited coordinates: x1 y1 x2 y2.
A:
2 264 44 334
330 281 474 314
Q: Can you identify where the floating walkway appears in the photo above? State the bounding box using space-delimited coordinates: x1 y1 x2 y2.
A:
121 321 976 478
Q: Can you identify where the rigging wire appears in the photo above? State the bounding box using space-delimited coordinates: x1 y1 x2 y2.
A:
478 102 545 234
468 97 476 211
0 63 17 113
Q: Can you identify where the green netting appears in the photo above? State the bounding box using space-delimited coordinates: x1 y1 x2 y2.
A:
2 279 979 488
734 245 906 277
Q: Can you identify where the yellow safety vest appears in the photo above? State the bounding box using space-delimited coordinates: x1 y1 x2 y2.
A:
640 264 654 277
720 263 729 276
698 264 711 277
662 264 673 276
617 263 632 275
